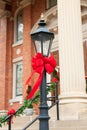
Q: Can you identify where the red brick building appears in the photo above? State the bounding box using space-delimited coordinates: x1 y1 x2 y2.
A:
0 0 87 117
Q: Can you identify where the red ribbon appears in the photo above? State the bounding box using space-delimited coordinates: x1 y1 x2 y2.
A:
7 109 15 124
7 109 15 115
25 53 56 99
52 77 58 82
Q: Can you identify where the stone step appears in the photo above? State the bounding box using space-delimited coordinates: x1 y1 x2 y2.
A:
23 120 87 130
1 119 87 130
0 127 85 130
1 105 87 130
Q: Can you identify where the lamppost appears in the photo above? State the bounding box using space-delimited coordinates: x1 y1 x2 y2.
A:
31 18 54 130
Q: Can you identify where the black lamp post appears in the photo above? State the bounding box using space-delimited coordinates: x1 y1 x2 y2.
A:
31 18 54 130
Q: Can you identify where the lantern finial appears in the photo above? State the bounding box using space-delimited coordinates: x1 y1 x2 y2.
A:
39 13 46 26
41 13 44 20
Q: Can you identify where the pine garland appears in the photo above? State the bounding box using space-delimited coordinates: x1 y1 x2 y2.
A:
0 69 59 127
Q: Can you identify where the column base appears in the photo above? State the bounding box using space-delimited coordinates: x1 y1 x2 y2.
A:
59 94 87 120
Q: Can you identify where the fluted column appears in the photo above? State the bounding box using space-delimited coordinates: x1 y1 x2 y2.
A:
57 0 87 120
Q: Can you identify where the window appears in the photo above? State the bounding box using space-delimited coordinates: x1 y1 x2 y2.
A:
16 10 23 41
16 63 23 96
46 0 57 9
13 61 23 98
14 9 23 44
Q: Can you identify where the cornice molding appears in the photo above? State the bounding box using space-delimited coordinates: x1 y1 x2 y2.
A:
20 0 34 8
0 0 11 18
0 1 5 11
0 11 10 19
31 6 58 34
81 0 87 7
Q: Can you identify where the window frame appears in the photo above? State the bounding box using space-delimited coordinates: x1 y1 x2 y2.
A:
12 58 23 102
13 61 23 98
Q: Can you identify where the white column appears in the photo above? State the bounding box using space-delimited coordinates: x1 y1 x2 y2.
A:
57 0 87 120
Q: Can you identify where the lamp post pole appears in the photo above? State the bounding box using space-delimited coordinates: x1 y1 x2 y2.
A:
31 17 54 130
39 70 50 130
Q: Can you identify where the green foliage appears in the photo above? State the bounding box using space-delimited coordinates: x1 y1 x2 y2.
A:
0 82 57 127
0 69 59 127
0 114 7 127
52 70 57 78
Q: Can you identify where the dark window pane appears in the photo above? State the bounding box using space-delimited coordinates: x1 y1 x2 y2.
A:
16 63 23 96
47 0 57 9
49 0 57 8
17 10 23 41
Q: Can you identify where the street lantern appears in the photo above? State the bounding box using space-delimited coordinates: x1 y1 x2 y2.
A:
31 19 54 56
31 18 54 130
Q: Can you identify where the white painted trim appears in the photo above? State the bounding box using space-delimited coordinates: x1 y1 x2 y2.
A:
20 0 33 8
9 96 22 105
82 11 87 17
82 23 87 32
13 57 23 63
83 38 87 42
82 24 87 40
12 40 23 47
81 0 87 7
0 110 7 115
30 5 57 33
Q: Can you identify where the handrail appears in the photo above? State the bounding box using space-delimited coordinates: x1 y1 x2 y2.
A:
22 100 59 130
1 105 28 130
2 106 23 123
22 116 39 130
22 82 59 130
1 95 39 130
1 82 59 130
1 107 24 130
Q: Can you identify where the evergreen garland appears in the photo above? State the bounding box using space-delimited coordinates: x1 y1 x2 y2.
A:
0 69 59 127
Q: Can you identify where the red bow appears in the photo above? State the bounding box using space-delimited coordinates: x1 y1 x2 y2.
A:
7 109 15 124
52 77 58 82
7 109 15 115
25 53 56 99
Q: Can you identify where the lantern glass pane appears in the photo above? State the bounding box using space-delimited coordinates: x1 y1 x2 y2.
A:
43 39 51 56
31 31 54 56
34 40 42 53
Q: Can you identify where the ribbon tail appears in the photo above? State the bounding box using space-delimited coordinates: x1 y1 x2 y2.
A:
27 74 43 99
11 117 14 124
25 71 35 85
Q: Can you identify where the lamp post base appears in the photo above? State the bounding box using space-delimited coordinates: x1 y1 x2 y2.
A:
39 105 50 130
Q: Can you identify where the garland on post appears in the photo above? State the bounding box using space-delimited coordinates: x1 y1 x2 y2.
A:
0 53 59 127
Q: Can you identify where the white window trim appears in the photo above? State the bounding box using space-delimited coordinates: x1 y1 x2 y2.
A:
9 57 23 104
9 97 22 105
12 40 23 47
12 56 23 63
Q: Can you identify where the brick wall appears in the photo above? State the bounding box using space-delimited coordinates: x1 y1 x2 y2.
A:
0 17 7 109
0 0 46 110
